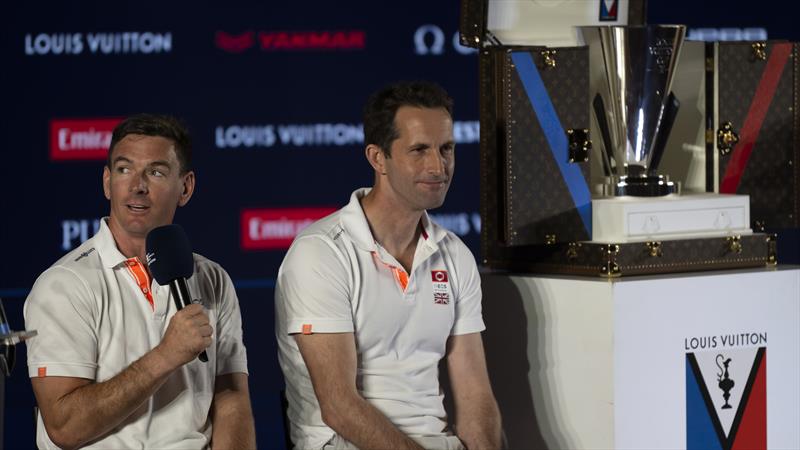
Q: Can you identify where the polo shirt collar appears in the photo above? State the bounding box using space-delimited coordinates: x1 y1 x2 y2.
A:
419 207 448 246
95 217 131 269
340 188 449 253
340 188 377 252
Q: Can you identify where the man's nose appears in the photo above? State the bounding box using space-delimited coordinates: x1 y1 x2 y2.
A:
129 171 148 193
426 151 446 175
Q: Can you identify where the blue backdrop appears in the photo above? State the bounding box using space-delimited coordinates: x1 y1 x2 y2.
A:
2 1 798 448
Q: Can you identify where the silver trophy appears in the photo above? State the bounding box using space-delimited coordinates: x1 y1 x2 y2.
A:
582 25 686 196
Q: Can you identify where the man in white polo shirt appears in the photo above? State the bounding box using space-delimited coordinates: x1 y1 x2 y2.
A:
24 114 255 449
276 82 501 449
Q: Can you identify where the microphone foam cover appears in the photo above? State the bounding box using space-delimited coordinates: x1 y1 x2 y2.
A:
145 224 194 285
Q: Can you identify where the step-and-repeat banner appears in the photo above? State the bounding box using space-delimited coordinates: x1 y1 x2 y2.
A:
2 1 797 447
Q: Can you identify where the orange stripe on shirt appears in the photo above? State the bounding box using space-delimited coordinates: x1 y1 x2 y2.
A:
372 251 410 292
124 257 155 310
393 269 409 291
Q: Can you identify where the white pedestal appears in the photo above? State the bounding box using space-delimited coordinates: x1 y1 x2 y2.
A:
480 267 800 449
591 194 752 243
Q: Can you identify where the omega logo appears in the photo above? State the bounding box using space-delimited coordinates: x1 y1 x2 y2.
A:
414 25 476 56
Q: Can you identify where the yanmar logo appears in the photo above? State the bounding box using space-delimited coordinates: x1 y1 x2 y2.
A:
216 30 365 53
242 208 337 250
50 118 122 161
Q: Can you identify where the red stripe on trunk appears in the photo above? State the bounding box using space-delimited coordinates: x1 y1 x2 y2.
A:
720 43 792 193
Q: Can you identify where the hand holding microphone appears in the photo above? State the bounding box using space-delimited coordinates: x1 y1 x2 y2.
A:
159 303 212 365
146 224 209 364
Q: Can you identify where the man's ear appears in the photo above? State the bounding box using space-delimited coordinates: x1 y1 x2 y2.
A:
366 144 387 175
102 166 111 200
177 171 196 207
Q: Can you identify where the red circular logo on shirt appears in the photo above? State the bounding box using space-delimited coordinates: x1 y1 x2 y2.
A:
432 270 448 282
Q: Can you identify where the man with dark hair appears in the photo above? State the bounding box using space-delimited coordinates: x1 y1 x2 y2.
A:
25 114 256 449
361 81 454 157
106 113 193 174
276 82 502 449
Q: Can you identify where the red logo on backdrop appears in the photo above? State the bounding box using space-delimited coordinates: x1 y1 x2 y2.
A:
431 270 448 283
241 207 337 250
216 30 366 52
50 118 122 161
214 31 255 53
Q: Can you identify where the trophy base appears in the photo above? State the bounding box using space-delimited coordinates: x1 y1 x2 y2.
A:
591 193 752 243
604 175 679 197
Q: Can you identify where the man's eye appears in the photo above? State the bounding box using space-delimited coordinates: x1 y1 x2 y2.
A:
151 170 164 177
117 167 130 174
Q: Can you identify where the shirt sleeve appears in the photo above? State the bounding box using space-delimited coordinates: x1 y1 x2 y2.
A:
24 266 99 380
275 235 354 335
450 239 486 336
205 264 249 376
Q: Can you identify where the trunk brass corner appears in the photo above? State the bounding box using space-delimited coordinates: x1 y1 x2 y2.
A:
567 128 591 163
645 241 663 257
718 122 740 155
766 234 778 265
726 235 743 254
752 42 767 61
541 50 557 69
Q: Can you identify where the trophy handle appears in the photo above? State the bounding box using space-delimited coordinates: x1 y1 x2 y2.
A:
0 301 14 377
648 92 681 176
0 299 36 377
0 345 14 377
593 93 616 176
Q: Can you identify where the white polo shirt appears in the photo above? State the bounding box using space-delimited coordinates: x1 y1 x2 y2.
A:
275 188 486 449
24 218 248 450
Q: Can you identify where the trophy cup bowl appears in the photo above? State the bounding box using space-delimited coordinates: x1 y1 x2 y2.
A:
581 25 687 197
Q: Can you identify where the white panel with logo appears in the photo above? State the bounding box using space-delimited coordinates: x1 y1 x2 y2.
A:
486 0 630 47
479 268 800 449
